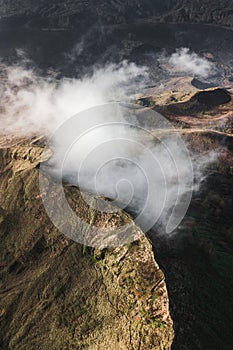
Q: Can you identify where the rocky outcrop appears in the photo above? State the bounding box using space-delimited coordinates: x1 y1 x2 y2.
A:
0 138 174 349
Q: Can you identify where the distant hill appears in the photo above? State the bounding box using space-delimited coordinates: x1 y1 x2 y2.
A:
0 0 232 29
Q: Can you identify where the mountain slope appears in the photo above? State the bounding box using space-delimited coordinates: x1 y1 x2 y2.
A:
0 138 174 350
0 0 232 28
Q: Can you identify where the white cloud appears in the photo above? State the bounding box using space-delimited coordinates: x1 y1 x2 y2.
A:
167 47 216 78
0 61 148 135
0 58 216 237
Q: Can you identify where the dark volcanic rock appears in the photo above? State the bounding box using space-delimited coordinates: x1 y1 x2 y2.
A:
191 88 232 107
191 78 216 90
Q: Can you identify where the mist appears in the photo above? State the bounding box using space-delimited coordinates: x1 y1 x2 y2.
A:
0 60 148 135
0 57 217 237
160 47 216 78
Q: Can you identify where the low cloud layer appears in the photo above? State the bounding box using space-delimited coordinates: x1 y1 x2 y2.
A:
0 61 148 135
163 47 216 78
0 57 216 239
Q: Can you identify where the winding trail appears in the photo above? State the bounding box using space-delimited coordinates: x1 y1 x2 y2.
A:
152 128 233 138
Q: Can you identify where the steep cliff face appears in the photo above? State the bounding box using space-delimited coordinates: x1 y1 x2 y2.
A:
0 138 174 350
139 85 233 350
0 0 232 28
